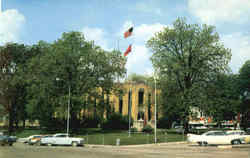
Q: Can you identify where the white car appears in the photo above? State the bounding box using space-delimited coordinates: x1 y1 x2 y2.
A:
40 133 84 146
187 130 248 145
18 135 42 143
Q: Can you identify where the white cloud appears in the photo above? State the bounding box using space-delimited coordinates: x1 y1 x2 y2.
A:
133 23 166 44
221 33 250 73
81 27 110 50
188 0 250 24
126 45 152 74
0 9 25 44
121 22 167 75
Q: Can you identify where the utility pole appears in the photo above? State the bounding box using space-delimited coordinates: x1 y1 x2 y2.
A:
154 74 157 144
128 87 132 137
67 84 71 136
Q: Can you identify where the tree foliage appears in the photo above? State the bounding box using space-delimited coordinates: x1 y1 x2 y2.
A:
238 60 250 129
0 31 126 133
147 18 232 131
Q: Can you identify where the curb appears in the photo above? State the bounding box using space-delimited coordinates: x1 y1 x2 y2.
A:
217 144 250 149
85 141 187 148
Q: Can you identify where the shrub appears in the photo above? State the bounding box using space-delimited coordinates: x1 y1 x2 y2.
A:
130 127 138 133
142 125 153 133
157 117 172 129
101 113 133 130
81 116 101 128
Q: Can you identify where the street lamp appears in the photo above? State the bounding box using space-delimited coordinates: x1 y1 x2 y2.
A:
153 72 158 144
128 87 131 137
67 84 71 136
56 77 70 136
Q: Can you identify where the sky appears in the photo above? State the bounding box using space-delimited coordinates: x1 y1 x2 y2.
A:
0 0 250 75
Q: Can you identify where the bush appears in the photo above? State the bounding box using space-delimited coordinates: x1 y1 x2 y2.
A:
81 116 101 128
101 113 133 130
157 117 172 129
130 127 138 133
142 125 153 133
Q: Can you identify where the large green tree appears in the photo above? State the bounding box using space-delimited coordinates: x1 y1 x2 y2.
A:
238 60 250 130
26 32 126 131
204 74 240 123
147 18 231 132
0 43 32 133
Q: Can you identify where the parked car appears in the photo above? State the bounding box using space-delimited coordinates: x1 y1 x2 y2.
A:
36 135 53 145
40 133 84 146
226 130 250 144
19 135 42 143
187 130 248 145
28 135 43 145
0 135 16 146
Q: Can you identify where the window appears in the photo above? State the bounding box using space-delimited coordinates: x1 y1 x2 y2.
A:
138 88 144 105
148 93 151 121
205 132 214 136
214 132 225 136
119 96 123 114
128 90 131 116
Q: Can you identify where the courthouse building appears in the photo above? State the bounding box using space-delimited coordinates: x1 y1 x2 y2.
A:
108 82 159 130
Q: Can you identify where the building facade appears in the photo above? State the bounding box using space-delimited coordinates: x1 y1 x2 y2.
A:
109 82 158 130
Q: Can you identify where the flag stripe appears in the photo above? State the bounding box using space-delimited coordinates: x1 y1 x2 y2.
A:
124 44 132 57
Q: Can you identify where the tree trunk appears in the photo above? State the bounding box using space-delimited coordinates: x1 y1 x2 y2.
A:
8 102 14 135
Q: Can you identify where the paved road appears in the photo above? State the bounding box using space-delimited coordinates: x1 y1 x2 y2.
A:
0 143 250 158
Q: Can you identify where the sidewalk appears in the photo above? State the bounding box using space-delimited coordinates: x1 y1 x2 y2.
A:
85 141 187 148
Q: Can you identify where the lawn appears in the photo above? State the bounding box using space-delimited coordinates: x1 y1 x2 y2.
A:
79 132 186 145
13 128 186 146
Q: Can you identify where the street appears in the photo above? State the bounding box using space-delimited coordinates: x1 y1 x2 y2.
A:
0 142 250 158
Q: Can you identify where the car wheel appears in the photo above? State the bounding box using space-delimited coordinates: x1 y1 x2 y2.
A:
47 143 52 146
231 140 241 145
37 141 41 146
8 143 13 146
72 142 78 147
199 141 207 146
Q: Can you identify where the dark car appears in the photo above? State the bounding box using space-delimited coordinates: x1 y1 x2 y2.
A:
0 135 16 146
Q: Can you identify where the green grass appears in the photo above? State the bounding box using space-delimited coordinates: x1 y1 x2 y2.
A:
13 128 186 145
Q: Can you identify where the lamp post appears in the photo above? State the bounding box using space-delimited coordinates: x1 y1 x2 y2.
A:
128 87 132 137
56 77 70 136
153 73 157 144
67 84 71 136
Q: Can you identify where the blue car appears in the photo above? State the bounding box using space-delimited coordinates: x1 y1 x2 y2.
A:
0 135 16 146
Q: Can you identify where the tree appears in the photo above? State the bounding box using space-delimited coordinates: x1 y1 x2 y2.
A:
147 18 231 132
238 60 250 130
204 74 240 123
0 43 32 133
25 32 126 131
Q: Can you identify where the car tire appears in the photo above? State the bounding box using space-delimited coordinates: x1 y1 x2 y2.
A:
72 142 78 147
37 141 41 146
47 143 52 146
8 143 13 146
231 140 241 145
199 141 207 146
